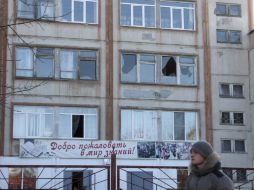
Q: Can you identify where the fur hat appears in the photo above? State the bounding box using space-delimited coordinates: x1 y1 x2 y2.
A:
191 141 214 158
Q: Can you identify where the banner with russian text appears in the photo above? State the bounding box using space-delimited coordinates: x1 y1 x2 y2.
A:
20 139 192 159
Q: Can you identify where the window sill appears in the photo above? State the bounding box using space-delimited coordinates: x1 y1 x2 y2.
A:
121 81 198 88
120 25 196 32
220 123 245 126
16 17 99 26
15 77 98 83
219 95 245 99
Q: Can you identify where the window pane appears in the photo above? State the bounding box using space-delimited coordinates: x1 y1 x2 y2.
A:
174 112 185 140
233 113 244 125
161 56 177 84
172 9 182 28
80 60 96 80
16 48 33 77
72 115 84 138
122 0 154 5
216 4 227 15
86 1 97 23
14 113 26 138
140 63 155 83
36 58 54 78
85 115 97 139
179 57 195 64
59 114 71 138
180 65 195 84
221 112 230 124
221 140 231 152
121 54 137 82
235 140 245 152
133 6 143 26
80 51 96 58
120 4 131 25
160 7 171 28
74 1 84 22
161 1 193 8
143 111 157 140
17 0 35 18
229 5 241 17
121 110 132 139
230 31 241 43
217 30 228 43
42 114 54 137
233 85 243 97
60 51 77 79
220 84 230 96
145 6 155 27
133 111 144 139
140 54 155 62
61 0 72 21
27 114 40 137
127 171 153 190
37 0 54 19
161 111 174 140
185 112 196 140
184 9 194 30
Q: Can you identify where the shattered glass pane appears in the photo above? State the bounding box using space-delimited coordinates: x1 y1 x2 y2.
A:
122 54 137 82
161 56 177 84
180 65 194 84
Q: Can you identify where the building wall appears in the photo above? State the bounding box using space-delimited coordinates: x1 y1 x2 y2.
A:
2 0 254 170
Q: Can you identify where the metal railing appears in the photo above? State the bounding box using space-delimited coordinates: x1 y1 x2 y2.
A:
0 165 110 190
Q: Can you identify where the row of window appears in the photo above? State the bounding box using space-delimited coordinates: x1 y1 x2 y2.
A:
13 106 198 141
17 1 242 28
16 47 197 85
221 139 246 153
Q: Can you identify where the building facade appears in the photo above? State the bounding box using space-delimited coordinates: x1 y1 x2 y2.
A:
0 0 253 189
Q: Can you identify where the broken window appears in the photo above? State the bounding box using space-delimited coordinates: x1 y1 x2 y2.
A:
180 56 195 84
161 56 177 84
121 54 137 82
72 115 84 138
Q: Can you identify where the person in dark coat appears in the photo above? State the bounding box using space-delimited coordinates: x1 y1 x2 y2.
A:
185 141 234 190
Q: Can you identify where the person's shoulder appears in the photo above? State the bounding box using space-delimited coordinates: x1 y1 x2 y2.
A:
217 171 234 190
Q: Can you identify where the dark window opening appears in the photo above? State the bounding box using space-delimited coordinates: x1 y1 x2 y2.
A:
72 115 84 138
221 112 230 124
236 169 247 181
221 140 231 152
72 172 83 190
233 113 244 125
235 140 245 152
162 56 176 76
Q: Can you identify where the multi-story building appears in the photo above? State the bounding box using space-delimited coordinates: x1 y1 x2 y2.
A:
0 0 253 189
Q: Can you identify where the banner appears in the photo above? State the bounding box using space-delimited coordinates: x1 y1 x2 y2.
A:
20 139 192 160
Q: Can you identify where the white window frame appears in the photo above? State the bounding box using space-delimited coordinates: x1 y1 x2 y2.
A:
160 55 197 85
59 112 98 139
220 111 244 125
160 1 195 31
221 139 246 153
219 83 244 98
13 106 98 139
121 109 198 141
62 0 98 24
120 1 156 28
